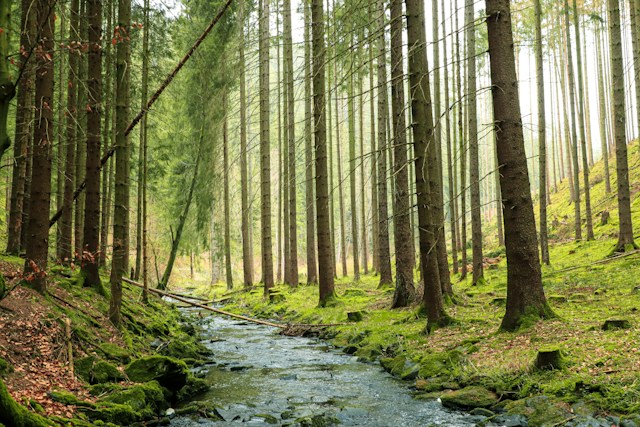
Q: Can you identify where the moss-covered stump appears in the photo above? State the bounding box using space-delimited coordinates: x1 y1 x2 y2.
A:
0 378 51 427
534 348 565 371
347 311 364 322
439 386 499 410
75 356 124 384
601 319 631 331
125 356 188 390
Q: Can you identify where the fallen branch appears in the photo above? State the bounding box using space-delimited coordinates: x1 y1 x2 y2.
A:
48 0 235 228
122 278 287 329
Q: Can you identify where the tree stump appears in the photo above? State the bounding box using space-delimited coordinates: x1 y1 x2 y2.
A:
534 348 564 370
601 210 610 226
347 311 364 322
601 319 631 331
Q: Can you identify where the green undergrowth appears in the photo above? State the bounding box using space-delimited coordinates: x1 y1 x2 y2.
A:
1 260 212 426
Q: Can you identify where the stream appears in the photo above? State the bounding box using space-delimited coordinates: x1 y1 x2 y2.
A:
170 310 491 427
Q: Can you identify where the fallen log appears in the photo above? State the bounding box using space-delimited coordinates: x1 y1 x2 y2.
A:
122 278 286 329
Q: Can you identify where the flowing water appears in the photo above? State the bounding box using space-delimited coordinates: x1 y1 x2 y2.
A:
170 312 490 427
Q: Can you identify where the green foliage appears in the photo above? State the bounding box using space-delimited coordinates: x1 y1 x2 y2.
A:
0 378 51 427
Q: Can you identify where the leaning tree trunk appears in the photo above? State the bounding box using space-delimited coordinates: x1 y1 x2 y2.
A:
484 0 554 332
109 0 131 327
609 0 638 252
24 0 55 294
312 0 336 306
81 0 105 293
259 0 275 293
160 140 203 290
535 0 549 265
405 0 450 331
390 0 415 308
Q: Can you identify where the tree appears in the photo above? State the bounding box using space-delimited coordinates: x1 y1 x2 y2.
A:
466 0 484 285
0 0 15 163
81 0 105 292
303 0 317 286
239 0 254 288
390 0 414 307
7 0 35 255
312 0 336 306
348 46 360 281
223 89 233 290
283 0 298 286
109 0 132 326
405 0 449 331
608 0 638 252
535 0 549 265
24 0 55 293
376 0 392 287
484 0 554 332
259 0 275 293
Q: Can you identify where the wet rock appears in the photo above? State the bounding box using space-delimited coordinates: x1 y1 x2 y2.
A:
565 415 611 427
164 408 175 418
493 414 529 427
379 355 420 380
439 386 498 410
470 407 495 417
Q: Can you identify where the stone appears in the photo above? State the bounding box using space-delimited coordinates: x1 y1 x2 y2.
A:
493 414 529 427
75 356 124 384
601 319 631 330
439 386 498 410
470 407 495 417
125 356 189 390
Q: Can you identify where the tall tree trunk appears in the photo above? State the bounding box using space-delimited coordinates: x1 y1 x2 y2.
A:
348 59 360 281
223 89 233 290
259 0 275 293
376 0 392 287
456 0 467 276
390 0 415 307
240 0 254 288
0 0 15 162
596 22 611 194
24 0 55 293
466 0 483 285
358 55 368 275
369 22 379 274
485 0 554 332
563 0 582 240
139 0 150 301
75 0 88 260
159 141 203 289
572 0 594 240
81 0 105 292
109 0 131 327
7 0 35 255
283 0 298 286
405 0 449 331
609 0 638 252
442 0 458 274
535 0 549 265
100 0 114 268
312 0 336 306
303 0 317 285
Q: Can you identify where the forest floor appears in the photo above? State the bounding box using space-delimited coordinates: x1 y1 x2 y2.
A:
186 144 640 426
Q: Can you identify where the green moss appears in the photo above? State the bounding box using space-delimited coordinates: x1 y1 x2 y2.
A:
74 356 123 384
380 355 420 380
504 396 573 427
0 357 12 376
417 350 464 379
176 376 210 401
0 378 51 427
49 390 95 408
440 386 499 410
125 356 188 390
98 343 131 364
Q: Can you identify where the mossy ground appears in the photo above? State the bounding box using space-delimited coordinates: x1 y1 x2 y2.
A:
194 144 640 418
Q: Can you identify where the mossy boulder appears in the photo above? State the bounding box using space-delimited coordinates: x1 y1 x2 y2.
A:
601 319 631 330
440 386 499 410
49 390 95 408
176 376 210 401
125 356 188 390
504 395 573 427
417 350 464 379
98 343 132 364
79 402 141 425
75 356 124 384
380 355 420 380
0 378 51 427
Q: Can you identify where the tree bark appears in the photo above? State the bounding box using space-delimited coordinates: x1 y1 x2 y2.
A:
81 0 105 292
259 0 274 293
24 0 55 294
535 0 549 265
0 0 15 163
405 0 449 331
223 89 233 290
348 58 360 281
609 0 638 252
596 22 611 194
390 0 415 307
312 0 336 306
484 0 554 332
304 0 317 285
